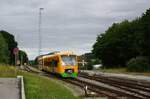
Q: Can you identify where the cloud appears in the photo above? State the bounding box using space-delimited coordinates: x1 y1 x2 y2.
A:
0 0 150 59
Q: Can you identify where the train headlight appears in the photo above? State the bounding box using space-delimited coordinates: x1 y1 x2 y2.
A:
65 69 73 74
62 61 66 66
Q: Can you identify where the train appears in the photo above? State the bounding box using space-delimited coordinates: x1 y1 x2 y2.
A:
36 51 78 77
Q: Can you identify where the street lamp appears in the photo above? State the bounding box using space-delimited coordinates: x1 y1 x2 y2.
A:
38 8 44 56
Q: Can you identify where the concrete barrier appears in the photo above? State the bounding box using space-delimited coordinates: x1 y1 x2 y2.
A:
17 76 26 99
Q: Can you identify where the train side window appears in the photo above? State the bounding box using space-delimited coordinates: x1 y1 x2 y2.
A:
49 62 53 67
54 61 58 67
51 60 58 67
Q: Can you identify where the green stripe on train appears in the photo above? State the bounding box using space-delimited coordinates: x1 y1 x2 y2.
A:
61 73 78 77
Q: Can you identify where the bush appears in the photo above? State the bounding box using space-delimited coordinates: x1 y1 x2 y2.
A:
127 56 150 72
86 61 93 70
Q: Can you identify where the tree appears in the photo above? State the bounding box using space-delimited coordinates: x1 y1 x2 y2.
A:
140 8 150 58
0 30 18 64
0 33 9 63
18 50 28 65
93 8 150 67
93 21 139 67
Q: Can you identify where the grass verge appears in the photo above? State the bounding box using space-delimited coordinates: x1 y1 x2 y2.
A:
99 67 150 76
0 65 80 99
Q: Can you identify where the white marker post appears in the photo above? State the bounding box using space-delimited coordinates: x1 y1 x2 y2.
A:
82 60 87 70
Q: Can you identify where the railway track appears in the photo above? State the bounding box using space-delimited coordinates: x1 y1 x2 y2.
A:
22 66 117 98
21 66 150 99
62 78 119 99
66 77 150 99
63 78 140 99
79 72 150 99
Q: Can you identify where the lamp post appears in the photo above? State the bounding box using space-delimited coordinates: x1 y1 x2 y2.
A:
38 8 44 56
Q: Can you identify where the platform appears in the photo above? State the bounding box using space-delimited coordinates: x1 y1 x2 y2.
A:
0 78 20 99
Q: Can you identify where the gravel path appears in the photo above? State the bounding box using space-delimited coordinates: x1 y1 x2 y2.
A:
81 70 150 82
0 78 20 99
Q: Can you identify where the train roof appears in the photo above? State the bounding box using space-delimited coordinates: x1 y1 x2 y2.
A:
36 51 76 60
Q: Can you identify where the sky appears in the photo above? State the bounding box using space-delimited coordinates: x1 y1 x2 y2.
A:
0 0 150 60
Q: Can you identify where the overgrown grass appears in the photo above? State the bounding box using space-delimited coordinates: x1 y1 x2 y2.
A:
0 65 80 99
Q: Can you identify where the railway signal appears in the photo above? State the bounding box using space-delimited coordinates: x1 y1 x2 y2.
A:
13 48 19 55
13 48 19 66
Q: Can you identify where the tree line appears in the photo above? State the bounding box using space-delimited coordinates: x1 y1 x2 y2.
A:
93 8 150 69
0 30 28 65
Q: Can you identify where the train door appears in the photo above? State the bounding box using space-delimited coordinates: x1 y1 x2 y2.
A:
51 60 58 73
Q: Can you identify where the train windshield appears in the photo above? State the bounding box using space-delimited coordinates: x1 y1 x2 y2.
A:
61 55 76 66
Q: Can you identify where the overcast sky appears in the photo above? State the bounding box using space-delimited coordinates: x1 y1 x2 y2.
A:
0 0 150 60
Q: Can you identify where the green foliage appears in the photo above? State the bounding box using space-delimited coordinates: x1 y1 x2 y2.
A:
18 50 28 65
93 8 150 68
140 9 150 58
0 30 18 64
0 30 17 50
86 61 93 70
29 60 39 67
127 57 150 72
0 33 9 63
86 59 101 70
93 21 139 67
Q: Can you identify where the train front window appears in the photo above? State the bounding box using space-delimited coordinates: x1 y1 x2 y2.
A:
61 55 76 66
